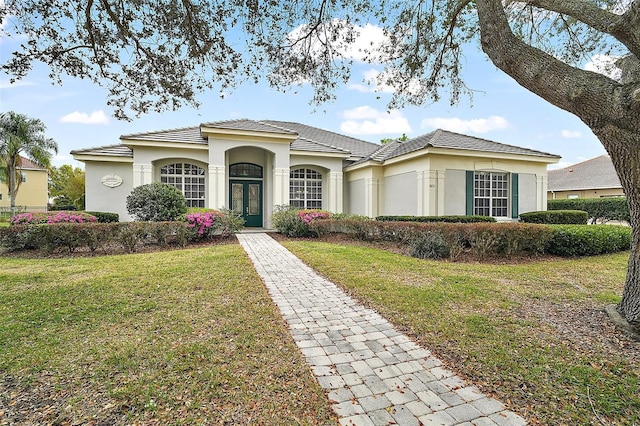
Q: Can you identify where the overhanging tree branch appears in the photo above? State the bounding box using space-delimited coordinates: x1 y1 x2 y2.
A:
476 0 636 131
521 0 640 55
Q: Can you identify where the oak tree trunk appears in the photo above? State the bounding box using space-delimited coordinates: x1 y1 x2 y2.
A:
599 129 640 330
475 0 640 334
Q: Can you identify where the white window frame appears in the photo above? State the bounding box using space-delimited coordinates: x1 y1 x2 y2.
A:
160 162 206 208
290 167 323 209
474 172 509 218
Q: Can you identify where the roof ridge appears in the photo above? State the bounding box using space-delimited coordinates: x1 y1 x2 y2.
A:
120 125 201 139
435 129 558 157
560 154 610 170
369 140 402 161
264 120 380 148
295 135 351 153
70 143 130 154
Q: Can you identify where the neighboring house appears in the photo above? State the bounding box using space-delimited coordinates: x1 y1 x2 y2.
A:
547 155 624 200
71 120 560 226
0 156 49 213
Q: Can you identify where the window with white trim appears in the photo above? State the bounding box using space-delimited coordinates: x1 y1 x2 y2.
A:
474 172 508 217
290 168 323 209
160 162 206 208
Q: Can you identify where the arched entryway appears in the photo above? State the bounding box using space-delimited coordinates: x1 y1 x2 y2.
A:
229 162 263 227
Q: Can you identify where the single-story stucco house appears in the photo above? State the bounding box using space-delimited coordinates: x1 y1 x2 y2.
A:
71 119 560 226
547 155 624 200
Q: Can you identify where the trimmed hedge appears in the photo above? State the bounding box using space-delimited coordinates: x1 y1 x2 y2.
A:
312 219 553 259
376 215 496 223
84 211 119 223
519 210 588 224
309 218 631 259
548 197 630 223
0 219 234 255
548 225 632 256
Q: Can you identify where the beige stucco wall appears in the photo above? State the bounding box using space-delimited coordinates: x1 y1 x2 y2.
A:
348 179 366 216
547 188 625 200
383 172 417 216
444 169 466 215
346 151 551 218
85 161 134 221
0 169 49 212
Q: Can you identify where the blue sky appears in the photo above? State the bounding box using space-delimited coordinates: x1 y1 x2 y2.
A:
1 22 610 170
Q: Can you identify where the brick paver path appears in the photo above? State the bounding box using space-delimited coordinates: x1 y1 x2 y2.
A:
237 233 526 426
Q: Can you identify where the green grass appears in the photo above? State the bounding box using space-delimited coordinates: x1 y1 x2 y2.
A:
0 245 335 425
282 240 639 425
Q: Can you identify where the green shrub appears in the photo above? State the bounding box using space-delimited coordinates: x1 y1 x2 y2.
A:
126 182 188 221
410 232 450 259
115 222 149 253
376 215 496 223
312 218 554 259
271 205 328 237
548 198 630 224
548 225 632 256
185 208 244 238
84 211 119 223
520 210 588 224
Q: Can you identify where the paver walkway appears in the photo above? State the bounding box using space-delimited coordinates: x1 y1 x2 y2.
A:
237 233 526 426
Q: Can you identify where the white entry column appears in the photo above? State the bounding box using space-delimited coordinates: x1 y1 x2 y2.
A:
132 163 152 188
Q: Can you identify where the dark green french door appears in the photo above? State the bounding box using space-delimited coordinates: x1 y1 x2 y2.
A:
230 180 263 227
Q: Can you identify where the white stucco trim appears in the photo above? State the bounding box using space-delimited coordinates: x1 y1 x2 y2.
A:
328 172 344 213
122 140 208 150
208 165 226 209
132 163 152 187
73 155 133 163
290 150 350 159
381 147 560 167
273 168 290 207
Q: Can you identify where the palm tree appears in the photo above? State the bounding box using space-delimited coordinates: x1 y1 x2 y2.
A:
0 111 58 216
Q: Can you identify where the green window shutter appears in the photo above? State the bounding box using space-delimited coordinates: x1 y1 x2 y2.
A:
511 173 519 218
466 170 474 215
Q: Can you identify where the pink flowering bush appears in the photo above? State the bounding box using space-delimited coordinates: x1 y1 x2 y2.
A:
185 208 244 238
10 211 97 225
272 206 331 237
297 209 331 225
186 210 223 236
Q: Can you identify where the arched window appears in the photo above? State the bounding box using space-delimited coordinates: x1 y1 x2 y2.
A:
290 168 322 209
160 162 205 207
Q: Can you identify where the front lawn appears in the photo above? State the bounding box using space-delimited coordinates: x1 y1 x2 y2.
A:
0 244 335 425
282 240 639 425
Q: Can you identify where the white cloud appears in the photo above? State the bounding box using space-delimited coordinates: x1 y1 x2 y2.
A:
0 79 35 89
60 110 109 125
287 21 387 63
340 106 411 135
561 130 582 139
420 115 509 134
349 69 395 93
584 54 622 80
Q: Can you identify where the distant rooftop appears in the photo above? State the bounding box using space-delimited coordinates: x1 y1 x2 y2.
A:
548 155 622 191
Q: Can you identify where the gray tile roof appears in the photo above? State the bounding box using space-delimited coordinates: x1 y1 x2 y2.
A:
72 122 558 165
120 126 207 144
70 144 133 158
382 129 559 160
548 155 621 191
262 120 380 158
201 119 297 135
